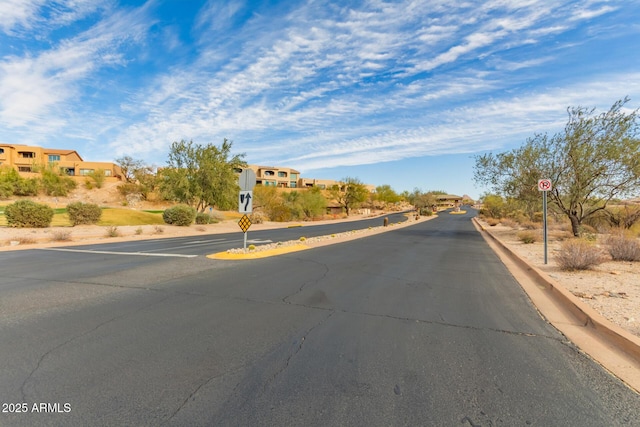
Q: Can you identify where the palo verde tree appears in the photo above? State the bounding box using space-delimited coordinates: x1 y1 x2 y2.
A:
159 139 246 212
329 177 369 216
374 184 401 205
474 98 640 236
114 156 145 183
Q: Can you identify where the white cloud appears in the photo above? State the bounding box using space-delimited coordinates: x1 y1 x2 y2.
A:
0 3 153 129
0 0 45 33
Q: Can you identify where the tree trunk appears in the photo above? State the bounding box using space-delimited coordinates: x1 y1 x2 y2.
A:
569 213 581 237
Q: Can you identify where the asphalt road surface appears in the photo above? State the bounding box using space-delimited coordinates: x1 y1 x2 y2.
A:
1 210 639 426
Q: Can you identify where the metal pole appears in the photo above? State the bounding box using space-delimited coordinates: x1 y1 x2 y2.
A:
543 190 548 265
243 231 248 252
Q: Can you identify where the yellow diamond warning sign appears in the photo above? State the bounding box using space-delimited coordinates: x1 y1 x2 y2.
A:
238 214 252 233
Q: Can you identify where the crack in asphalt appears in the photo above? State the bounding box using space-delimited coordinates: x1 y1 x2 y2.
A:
163 310 335 424
281 257 330 305
162 363 249 425
261 310 335 394
19 293 174 403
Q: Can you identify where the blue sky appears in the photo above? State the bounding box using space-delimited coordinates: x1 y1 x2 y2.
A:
1 1 639 199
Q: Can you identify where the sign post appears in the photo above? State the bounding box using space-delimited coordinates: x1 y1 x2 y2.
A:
538 179 552 264
238 169 257 251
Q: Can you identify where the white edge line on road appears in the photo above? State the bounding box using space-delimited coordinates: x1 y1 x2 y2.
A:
39 248 198 258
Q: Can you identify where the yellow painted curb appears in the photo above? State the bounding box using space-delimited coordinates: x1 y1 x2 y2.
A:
207 244 309 260
450 210 467 215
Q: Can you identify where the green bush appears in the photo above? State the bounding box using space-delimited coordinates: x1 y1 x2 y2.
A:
88 169 106 189
0 167 39 197
195 212 216 224
5 200 54 228
163 205 196 226
40 169 76 196
67 202 102 226
14 178 39 196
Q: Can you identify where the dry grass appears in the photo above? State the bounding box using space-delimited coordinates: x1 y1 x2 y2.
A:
486 218 500 227
51 230 72 241
555 239 607 271
104 226 120 238
606 233 640 262
8 236 37 245
517 230 538 244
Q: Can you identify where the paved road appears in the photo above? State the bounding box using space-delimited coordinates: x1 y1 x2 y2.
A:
21 211 410 258
1 210 639 426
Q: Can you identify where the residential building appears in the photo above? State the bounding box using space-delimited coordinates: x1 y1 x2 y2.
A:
0 144 122 181
242 165 301 188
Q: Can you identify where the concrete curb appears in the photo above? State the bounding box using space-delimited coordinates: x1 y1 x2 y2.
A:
473 217 640 392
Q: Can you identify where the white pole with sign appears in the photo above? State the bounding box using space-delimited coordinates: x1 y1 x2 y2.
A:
538 179 552 264
238 169 257 251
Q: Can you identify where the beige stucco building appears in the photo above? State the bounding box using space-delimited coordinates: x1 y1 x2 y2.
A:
0 144 122 181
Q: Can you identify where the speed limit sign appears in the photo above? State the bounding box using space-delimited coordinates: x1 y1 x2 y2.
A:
538 179 552 191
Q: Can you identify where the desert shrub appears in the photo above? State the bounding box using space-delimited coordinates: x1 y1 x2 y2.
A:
66 202 102 226
577 224 598 241
520 220 540 230
163 204 196 226
117 182 146 199
88 169 106 189
40 169 76 196
480 194 506 218
195 212 215 224
0 181 12 199
14 177 39 196
555 239 606 271
486 218 500 227
0 167 39 197
269 204 294 222
606 233 640 262
5 200 54 228
249 211 265 224
517 230 538 244
105 226 120 237
13 236 36 245
500 218 518 228
52 230 72 241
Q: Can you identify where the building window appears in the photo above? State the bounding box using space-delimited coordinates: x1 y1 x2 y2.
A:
104 169 112 176
0 148 4 154
19 151 35 158
49 154 61 162
18 166 33 172
264 170 275 176
79 169 94 176
278 171 287 177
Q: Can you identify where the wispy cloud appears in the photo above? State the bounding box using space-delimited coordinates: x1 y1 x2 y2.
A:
0 0 637 192
0 2 153 131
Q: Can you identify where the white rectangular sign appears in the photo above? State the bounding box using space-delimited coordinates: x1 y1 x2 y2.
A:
239 191 253 213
